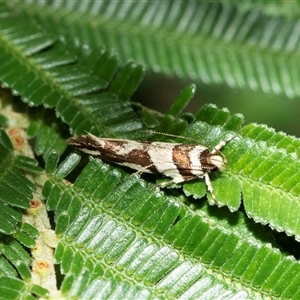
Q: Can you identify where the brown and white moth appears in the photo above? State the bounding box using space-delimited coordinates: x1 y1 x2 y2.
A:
67 133 235 200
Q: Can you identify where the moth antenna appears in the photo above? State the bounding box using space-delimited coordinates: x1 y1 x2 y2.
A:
211 135 237 153
142 130 199 143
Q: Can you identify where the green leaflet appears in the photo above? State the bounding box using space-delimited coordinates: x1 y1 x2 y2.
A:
11 0 300 98
2 2 300 297
240 123 300 157
43 158 300 299
0 130 43 287
27 108 68 161
60 273 158 299
0 129 40 233
0 276 48 299
2 2 300 240
177 104 300 240
229 138 300 238
0 3 145 139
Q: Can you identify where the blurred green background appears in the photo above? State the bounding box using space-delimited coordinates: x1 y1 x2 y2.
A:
134 73 300 137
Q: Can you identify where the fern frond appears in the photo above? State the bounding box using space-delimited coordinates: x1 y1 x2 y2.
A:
2 3 300 297
0 129 41 234
43 157 300 299
0 3 144 139
0 129 46 287
0 276 48 299
240 123 300 157
11 0 300 98
0 235 36 288
27 108 69 160
163 104 300 241
61 272 156 299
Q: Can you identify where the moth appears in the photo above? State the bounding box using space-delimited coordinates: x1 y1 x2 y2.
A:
67 133 235 200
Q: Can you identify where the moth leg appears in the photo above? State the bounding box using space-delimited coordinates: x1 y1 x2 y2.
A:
159 173 219 205
158 175 196 188
131 163 155 175
204 173 219 205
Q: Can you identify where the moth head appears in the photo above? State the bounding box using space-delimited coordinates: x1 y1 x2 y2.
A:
209 153 227 170
208 134 237 170
200 149 227 172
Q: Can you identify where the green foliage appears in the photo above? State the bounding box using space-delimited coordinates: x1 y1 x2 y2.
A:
0 276 48 299
0 3 144 139
43 157 300 299
1 1 300 299
0 129 40 233
27 109 68 161
10 0 300 99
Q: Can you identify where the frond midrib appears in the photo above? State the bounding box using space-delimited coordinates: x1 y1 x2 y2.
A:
24 2 300 60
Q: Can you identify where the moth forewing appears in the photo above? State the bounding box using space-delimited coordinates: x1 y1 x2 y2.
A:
67 133 235 203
